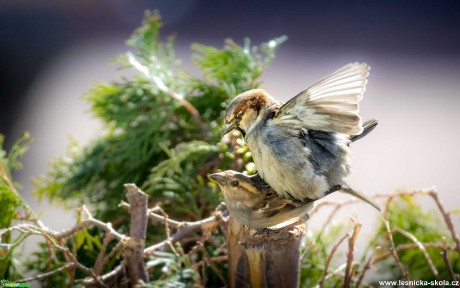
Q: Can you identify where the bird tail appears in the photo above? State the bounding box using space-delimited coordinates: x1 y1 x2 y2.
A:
350 119 378 142
340 184 381 211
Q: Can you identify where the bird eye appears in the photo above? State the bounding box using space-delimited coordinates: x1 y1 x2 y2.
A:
230 180 239 187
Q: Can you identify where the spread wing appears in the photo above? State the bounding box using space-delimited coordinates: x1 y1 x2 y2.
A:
275 63 370 135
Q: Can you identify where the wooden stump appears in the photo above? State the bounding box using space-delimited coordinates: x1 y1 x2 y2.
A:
227 217 305 288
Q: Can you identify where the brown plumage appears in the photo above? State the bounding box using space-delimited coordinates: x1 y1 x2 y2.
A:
210 170 314 229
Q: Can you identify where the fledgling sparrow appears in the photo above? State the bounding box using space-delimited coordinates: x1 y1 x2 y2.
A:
221 63 380 210
210 170 314 229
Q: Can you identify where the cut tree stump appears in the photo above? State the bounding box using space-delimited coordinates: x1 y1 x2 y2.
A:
227 217 305 288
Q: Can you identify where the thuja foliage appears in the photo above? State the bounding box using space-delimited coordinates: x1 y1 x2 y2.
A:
34 11 285 223
27 10 285 286
0 133 31 279
1 11 458 287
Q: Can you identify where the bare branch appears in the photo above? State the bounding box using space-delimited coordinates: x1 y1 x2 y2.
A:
441 237 458 281
318 232 350 288
392 227 439 278
301 241 315 261
193 241 227 287
120 201 200 228
314 263 348 288
17 263 76 283
85 201 228 286
82 264 125 287
427 188 460 255
344 217 361 288
355 248 378 288
144 208 228 255
94 233 114 276
372 242 447 263
310 189 432 217
102 240 124 266
383 219 409 280
123 183 149 284
382 195 395 219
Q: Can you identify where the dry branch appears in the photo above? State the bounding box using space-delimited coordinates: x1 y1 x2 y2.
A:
17 263 77 283
318 232 350 288
355 248 377 288
372 242 447 263
428 188 460 255
393 227 439 279
441 237 458 281
123 184 149 284
3 182 459 287
94 233 115 276
143 204 227 255
383 219 409 281
344 217 361 288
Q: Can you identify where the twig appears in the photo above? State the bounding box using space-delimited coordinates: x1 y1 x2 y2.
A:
318 233 350 288
1 212 111 286
428 188 460 255
150 206 173 239
372 242 447 263
313 263 348 288
94 233 114 276
123 183 149 284
121 201 228 256
310 189 432 217
383 219 409 280
120 201 189 228
60 237 76 287
195 241 227 287
314 204 342 240
82 264 125 287
102 240 124 266
301 241 315 261
382 195 395 219
126 52 211 139
355 248 378 288
1 204 125 244
43 233 106 287
393 227 439 278
441 237 458 281
344 217 361 288
144 209 228 255
17 263 76 283
47 206 125 241
30 231 107 287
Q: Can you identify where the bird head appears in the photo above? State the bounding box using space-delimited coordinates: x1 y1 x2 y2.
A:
209 171 261 201
222 89 276 137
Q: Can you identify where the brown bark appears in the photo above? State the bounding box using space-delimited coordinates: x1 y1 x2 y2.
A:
124 184 149 284
227 217 305 288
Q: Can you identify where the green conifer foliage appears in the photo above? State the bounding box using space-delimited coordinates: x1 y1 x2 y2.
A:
34 11 286 224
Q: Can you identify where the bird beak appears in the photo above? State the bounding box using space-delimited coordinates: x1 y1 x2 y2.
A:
221 122 236 138
209 172 225 184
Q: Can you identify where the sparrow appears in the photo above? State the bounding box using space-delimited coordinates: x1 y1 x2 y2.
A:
211 120 379 229
209 170 314 229
221 63 380 210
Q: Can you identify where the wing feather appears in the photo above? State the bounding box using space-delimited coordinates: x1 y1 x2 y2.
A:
275 63 370 135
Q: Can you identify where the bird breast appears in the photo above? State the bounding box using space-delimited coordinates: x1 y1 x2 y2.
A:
246 118 330 200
